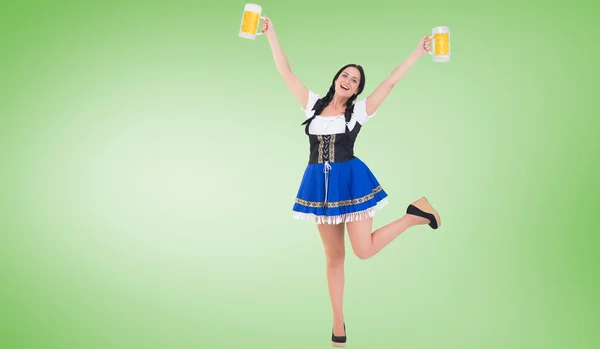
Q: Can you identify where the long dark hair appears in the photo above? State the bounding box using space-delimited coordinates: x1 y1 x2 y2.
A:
311 64 366 123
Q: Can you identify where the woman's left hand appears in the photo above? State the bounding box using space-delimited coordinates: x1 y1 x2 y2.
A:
416 35 432 55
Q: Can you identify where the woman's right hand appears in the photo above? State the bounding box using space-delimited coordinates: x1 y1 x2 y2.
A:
261 16 275 38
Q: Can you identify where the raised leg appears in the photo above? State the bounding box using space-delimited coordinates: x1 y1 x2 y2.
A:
347 197 441 260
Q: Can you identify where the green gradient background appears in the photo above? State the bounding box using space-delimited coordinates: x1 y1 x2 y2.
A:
1 0 598 348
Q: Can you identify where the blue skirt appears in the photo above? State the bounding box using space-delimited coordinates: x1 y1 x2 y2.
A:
292 157 388 224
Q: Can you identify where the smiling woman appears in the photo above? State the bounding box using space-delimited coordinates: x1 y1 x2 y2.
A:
259 15 444 347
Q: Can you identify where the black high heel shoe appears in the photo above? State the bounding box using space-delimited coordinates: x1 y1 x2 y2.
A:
406 197 441 229
331 322 346 347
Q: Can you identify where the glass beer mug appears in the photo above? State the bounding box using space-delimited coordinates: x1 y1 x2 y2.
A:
238 3 266 40
429 26 451 62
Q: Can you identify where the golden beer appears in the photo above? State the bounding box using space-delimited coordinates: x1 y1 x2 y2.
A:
434 33 449 55
241 10 260 35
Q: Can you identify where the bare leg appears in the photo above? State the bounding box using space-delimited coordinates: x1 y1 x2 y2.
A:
318 222 346 339
346 214 426 260
346 197 441 259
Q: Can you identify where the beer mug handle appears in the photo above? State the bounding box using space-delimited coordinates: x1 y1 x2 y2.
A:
255 16 266 36
427 35 434 55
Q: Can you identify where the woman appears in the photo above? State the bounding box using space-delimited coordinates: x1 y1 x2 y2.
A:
261 17 442 347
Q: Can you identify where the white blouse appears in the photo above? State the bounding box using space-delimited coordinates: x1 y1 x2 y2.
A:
301 90 377 135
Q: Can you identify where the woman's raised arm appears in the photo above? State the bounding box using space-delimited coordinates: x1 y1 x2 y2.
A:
261 16 309 108
365 35 431 115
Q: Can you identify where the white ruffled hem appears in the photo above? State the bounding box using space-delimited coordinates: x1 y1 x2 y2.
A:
292 198 389 225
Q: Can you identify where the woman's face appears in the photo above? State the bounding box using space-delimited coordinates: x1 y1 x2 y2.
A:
334 67 361 98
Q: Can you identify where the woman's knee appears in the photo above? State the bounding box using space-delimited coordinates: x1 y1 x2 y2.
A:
319 223 346 267
352 247 371 260
326 248 345 267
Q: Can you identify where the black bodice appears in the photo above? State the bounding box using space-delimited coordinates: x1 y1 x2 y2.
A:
301 114 362 164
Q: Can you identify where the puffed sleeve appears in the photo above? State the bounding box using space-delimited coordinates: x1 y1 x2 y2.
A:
301 90 321 119
352 98 377 125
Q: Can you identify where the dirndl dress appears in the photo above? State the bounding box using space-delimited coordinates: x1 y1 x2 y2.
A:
292 91 388 225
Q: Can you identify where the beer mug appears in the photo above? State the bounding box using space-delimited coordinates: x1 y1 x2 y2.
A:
238 3 265 40
428 26 451 62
